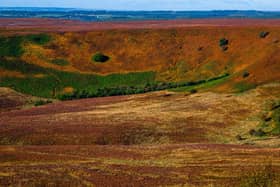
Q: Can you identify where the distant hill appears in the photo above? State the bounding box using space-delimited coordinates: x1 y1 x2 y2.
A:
1 8 280 21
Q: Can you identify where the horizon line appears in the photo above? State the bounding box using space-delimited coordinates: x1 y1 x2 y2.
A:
1 6 280 12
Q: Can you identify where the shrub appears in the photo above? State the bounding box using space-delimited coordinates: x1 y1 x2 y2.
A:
221 46 228 51
243 71 250 78
219 38 229 47
259 31 270 38
92 53 110 63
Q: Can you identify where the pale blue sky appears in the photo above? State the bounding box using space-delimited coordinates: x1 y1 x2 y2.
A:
1 0 280 11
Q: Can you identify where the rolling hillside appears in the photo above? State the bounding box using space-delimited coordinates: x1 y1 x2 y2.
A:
1 20 280 98
1 19 280 186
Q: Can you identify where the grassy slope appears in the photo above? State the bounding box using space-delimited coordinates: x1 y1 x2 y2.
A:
1 26 280 98
1 84 280 186
1 25 280 186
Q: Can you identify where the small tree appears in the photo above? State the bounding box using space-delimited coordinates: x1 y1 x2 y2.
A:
243 71 250 78
92 53 110 63
219 38 229 47
259 31 270 38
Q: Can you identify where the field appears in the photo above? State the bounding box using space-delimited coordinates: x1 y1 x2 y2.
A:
1 19 280 186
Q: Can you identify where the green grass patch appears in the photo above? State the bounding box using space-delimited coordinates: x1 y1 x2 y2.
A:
0 57 230 99
25 34 51 45
234 82 256 93
50 59 69 66
0 59 155 98
0 36 24 57
170 73 230 92
0 34 51 58
0 58 46 74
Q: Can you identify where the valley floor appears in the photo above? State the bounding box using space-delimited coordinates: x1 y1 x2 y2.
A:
1 83 280 186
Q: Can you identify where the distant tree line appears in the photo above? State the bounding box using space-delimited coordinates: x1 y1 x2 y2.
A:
58 73 229 101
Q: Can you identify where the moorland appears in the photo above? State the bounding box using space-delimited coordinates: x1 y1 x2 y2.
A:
1 18 280 186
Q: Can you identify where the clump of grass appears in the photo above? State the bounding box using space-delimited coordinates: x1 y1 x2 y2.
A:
50 59 69 66
92 52 110 63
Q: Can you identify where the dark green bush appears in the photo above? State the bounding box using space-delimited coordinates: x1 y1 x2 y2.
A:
259 31 270 38
219 38 229 47
92 53 110 63
243 71 250 78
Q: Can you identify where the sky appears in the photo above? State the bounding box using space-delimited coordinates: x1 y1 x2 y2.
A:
1 0 280 11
